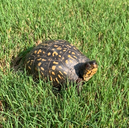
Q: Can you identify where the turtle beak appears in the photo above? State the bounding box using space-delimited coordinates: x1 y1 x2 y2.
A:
92 61 98 68
83 60 98 81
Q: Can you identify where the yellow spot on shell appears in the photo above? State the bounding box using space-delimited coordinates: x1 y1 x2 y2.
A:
53 61 58 64
37 49 42 54
58 55 61 57
50 76 52 81
37 58 41 61
72 52 75 55
58 66 62 69
38 62 42 66
42 59 46 61
52 66 56 70
58 74 62 79
67 45 71 47
63 71 67 75
41 67 44 71
59 71 63 75
57 47 62 50
34 50 37 54
55 78 59 83
73 56 77 59
68 55 74 59
52 51 58 56
54 45 58 47
65 60 68 64
43 51 45 54
28 66 31 70
27 61 30 64
52 71 55 75
62 57 64 60
41 72 44 76
48 52 51 56
63 49 66 52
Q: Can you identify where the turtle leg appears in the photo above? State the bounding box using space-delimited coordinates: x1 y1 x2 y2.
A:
76 78 84 95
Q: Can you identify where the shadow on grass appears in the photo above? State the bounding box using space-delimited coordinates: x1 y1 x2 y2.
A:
11 46 34 72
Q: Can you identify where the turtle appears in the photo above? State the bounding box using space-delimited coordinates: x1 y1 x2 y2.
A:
25 40 98 94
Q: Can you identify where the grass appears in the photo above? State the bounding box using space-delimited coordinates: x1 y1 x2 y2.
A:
0 0 129 127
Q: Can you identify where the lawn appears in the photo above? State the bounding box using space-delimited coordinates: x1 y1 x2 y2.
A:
0 0 129 127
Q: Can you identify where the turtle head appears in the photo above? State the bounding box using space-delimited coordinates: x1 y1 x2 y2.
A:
82 60 98 81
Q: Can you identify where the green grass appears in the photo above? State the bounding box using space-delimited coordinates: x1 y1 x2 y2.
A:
0 0 129 127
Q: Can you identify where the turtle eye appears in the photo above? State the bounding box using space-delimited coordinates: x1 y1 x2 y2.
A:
85 60 97 69
85 62 91 68
92 62 97 68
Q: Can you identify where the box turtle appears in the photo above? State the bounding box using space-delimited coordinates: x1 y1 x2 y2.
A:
25 40 98 94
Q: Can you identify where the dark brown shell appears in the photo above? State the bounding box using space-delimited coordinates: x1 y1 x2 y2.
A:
25 40 90 88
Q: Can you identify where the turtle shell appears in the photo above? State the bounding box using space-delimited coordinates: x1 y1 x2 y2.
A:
25 40 90 89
